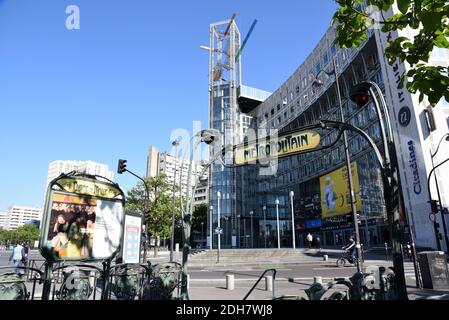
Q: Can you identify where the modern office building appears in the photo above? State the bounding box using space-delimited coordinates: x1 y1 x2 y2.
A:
146 146 208 205
207 8 449 250
0 206 42 230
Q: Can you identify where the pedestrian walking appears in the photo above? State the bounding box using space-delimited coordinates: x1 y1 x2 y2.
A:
306 233 313 249
8 243 25 275
22 240 30 267
316 236 321 250
406 242 413 261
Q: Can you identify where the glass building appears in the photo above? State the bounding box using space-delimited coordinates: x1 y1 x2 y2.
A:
207 8 449 250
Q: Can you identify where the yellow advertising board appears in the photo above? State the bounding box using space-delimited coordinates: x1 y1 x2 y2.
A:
320 162 362 218
234 130 321 165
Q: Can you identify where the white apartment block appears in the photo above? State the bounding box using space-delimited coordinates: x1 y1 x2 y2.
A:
146 146 209 203
46 160 114 187
1 206 42 230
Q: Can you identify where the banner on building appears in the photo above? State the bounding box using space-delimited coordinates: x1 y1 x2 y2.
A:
320 162 362 218
234 130 321 165
40 174 125 261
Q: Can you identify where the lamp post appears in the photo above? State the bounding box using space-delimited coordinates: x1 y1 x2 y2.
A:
263 205 267 248
249 210 254 248
170 139 180 262
237 214 241 248
180 129 220 300
217 191 221 263
289 191 296 249
209 205 213 251
429 134 449 253
313 54 362 272
349 81 408 299
224 216 229 246
201 222 204 248
275 199 280 249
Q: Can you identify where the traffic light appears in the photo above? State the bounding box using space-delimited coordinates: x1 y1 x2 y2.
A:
429 199 440 213
117 159 127 174
349 83 372 107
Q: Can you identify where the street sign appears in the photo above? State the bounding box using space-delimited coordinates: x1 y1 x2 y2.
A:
234 130 321 165
429 212 436 222
214 227 223 235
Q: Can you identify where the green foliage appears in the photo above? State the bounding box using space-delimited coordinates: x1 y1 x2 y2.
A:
332 0 449 106
126 174 180 241
191 204 207 246
0 224 40 245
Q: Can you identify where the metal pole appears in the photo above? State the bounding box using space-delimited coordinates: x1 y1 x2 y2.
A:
290 191 296 249
431 146 449 253
201 222 204 248
333 56 362 272
217 191 221 263
275 199 280 249
250 211 254 248
237 215 240 248
170 140 179 262
430 154 442 251
367 82 408 299
209 206 213 251
263 206 267 248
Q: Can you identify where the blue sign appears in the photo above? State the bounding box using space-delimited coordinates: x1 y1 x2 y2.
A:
305 219 322 229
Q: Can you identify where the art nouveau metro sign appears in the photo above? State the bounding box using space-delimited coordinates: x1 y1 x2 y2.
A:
234 130 321 165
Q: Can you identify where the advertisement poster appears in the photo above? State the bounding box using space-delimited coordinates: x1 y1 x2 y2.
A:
122 214 142 264
41 176 125 261
320 162 362 218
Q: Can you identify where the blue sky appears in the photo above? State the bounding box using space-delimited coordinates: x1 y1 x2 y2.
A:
0 0 338 210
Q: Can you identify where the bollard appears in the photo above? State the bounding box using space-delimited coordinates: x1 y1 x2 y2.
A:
265 275 273 292
175 243 179 253
226 274 235 290
313 276 323 284
323 255 328 261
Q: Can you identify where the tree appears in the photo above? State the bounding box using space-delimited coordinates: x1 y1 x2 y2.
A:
332 0 449 105
191 204 207 247
126 174 180 257
0 224 39 246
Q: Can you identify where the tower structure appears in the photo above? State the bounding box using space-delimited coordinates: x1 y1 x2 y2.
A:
208 17 242 248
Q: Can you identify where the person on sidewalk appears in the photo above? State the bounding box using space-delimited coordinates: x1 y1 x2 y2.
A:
8 242 25 275
306 233 313 249
342 235 356 264
316 236 321 250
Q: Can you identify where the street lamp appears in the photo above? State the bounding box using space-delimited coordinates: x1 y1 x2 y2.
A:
170 139 180 262
237 214 241 248
429 133 449 253
349 81 409 298
249 210 254 248
201 222 204 248
313 54 362 273
224 216 229 245
180 129 220 300
275 199 280 249
217 191 221 263
289 191 296 249
209 205 213 251
263 205 267 248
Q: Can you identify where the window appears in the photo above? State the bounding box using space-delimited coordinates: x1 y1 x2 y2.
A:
265 113 269 119
277 104 281 111
331 44 337 54
296 86 300 94
271 109 274 115
323 52 329 65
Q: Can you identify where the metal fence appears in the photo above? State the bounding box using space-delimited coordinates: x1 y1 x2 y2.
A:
0 260 182 301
